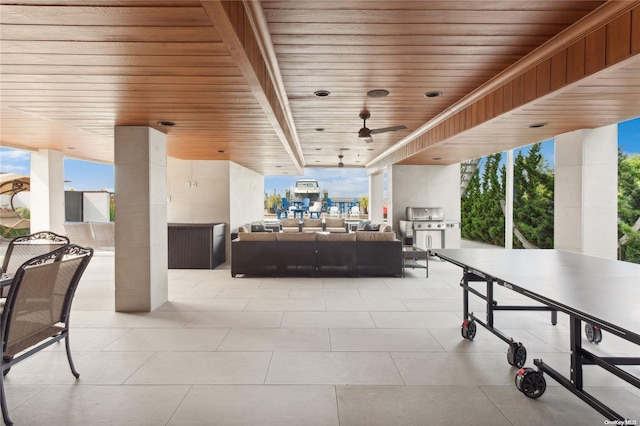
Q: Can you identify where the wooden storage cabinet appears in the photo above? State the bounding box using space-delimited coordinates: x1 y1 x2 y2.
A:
168 223 226 269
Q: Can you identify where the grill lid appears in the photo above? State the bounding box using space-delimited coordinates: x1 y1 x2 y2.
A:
405 207 444 221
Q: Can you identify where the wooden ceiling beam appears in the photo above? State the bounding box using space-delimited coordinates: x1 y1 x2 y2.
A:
367 0 640 174
200 0 303 173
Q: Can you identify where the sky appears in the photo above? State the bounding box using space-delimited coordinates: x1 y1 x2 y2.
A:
1 117 638 198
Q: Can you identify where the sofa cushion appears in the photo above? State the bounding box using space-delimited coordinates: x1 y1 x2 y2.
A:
277 232 317 241
238 232 277 241
280 218 300 228
356 231 396 241
303 218 323 228
325 218 344 228
317 232 356 242
378 224 392 232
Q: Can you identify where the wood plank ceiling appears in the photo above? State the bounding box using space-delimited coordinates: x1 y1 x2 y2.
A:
1 1 639 177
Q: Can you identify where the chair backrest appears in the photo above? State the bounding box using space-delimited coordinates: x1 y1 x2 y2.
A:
1 244 93 357
310 201 322 212
329 206 340 215
1 231 70 275
282 198 290 208
302 198 310 208
326 198 332 207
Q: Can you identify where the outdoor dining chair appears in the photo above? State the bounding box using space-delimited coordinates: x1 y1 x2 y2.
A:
0 243 93 426
0 231 70 298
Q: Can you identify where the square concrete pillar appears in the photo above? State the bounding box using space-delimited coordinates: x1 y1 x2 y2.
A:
369 173 384 223
114 126 168 312
554 125 618 259
30 149 65 234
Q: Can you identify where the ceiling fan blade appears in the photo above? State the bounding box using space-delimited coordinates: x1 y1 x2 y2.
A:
370 125 407 135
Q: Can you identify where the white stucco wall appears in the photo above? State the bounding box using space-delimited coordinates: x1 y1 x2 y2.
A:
389 164 461 248
229 162 264 235
167 158 264 263
83 192 110 222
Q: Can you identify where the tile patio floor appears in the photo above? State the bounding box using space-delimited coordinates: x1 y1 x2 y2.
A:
4 251 639 425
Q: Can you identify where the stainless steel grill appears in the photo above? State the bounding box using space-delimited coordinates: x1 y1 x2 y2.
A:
399 207 459 250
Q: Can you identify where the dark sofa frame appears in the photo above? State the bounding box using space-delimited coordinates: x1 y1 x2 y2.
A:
231 234 401 277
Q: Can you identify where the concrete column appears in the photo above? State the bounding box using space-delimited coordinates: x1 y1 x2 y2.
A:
554 124 618 259
30 149 65 234
114 126 168 312
369 172 384 223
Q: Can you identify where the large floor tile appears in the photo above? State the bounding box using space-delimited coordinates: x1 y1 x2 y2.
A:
8 385 190 426
288 288 362 298
325 298 408 312
125 351 272 384
218 328 330 351
391 351 519 386
244 298 326 311
330 328 445 352
185 311 283 328
281 312 375 328
266 352 404 385
4 351 154 385
157 298 250 311
337 385 512 426
169 385 339 425
480 385 639 425
357 288 431 299
103 327 231 351
370 311 461 328
89 311 197 328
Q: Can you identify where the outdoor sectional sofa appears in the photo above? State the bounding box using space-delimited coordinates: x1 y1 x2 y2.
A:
231 230 402 277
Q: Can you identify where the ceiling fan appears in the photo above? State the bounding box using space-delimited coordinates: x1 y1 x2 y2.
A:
358 110 407 143
337 154 344 168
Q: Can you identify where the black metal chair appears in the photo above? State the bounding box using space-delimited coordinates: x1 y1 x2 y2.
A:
0 244 93 425
1 231 70 297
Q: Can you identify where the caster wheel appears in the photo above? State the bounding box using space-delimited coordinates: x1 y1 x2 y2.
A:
515 368 546 399
461 320 477 341
585 324 603 344
507 342 527 368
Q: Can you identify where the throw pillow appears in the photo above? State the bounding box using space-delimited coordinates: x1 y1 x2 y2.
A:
356 220 371 231
250 222 267 232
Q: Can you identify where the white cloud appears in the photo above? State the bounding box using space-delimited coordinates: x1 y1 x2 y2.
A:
0 148 30 174
0 148 30 161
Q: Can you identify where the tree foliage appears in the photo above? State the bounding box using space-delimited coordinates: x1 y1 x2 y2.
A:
462 144 554 248
618 152 640 263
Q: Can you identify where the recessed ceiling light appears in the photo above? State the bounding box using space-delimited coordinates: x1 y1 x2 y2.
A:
367 89 389 98
424 91 442 98
314 90 331 97
367 148 374 151
275 165 282 168
157 121 175 126
315 160 321 163
528 122 548 128
355 160 361 163
315 148 322 151
433 157 442 160
315 128 325 132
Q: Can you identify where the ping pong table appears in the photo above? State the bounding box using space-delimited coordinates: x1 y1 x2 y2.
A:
431 248 640 421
